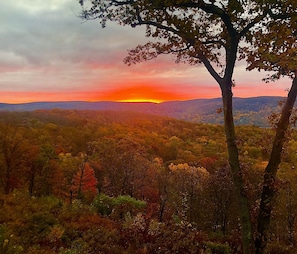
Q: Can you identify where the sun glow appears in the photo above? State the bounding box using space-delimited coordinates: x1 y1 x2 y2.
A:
98 85 178 103
118 98 162 103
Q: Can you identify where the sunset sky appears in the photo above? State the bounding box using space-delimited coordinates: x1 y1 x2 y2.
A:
0 0 292 103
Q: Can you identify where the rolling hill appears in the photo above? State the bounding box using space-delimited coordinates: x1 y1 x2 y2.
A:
0 96 284 127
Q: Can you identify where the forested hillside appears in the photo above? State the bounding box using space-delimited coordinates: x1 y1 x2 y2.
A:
0 110 296 253
0 96 283 127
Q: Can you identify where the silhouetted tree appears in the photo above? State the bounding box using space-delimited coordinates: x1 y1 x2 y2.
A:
79 1 297 253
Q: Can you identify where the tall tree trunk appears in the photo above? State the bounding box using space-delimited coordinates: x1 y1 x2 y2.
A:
221 83 254 254
78 161 86 199
202 35 254 252
255 76 297 254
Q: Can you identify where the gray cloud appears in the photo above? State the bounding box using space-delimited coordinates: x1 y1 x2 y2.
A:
0 0 290 101
0 0 148 68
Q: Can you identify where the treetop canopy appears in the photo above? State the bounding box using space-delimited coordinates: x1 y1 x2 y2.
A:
79 0 296 81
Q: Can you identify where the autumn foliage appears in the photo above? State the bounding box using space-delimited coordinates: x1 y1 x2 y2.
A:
0 110 296 253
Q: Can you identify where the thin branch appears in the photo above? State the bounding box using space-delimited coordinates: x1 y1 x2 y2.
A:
177 1 237 37
268 9 296 20
239 10 269 38
159 44 192 55
203 39 225 46
111 0 135 5
131 12 182 37
198 54 223 84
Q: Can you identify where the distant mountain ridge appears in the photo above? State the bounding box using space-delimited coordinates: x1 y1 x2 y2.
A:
0 96 285 127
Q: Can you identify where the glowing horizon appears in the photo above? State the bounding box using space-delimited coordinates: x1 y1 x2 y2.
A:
0 81 290 104
118 99 163 103
1 1 292 105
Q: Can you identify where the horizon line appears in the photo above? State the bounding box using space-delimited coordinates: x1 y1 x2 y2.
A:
0 95 285 105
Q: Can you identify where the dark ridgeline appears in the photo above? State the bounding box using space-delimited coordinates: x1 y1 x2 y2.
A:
0 96 284 127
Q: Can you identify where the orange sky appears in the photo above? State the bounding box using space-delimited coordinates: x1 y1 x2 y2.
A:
0 1 292 104
0 80 290 104
0 85 217 104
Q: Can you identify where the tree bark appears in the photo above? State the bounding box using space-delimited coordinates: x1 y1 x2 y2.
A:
203 28 254 252
221 83 254 254
255 76 297 254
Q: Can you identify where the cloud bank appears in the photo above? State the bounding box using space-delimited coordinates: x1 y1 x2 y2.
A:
0 0 291 103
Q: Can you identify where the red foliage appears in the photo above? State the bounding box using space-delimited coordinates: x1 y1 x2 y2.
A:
71 162 98 199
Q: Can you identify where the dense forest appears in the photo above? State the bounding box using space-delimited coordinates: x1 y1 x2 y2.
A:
0 109 297 253
0 96 284 127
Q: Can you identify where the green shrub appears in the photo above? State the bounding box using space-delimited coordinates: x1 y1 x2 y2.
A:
93 194 146 218
92 194 113 216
